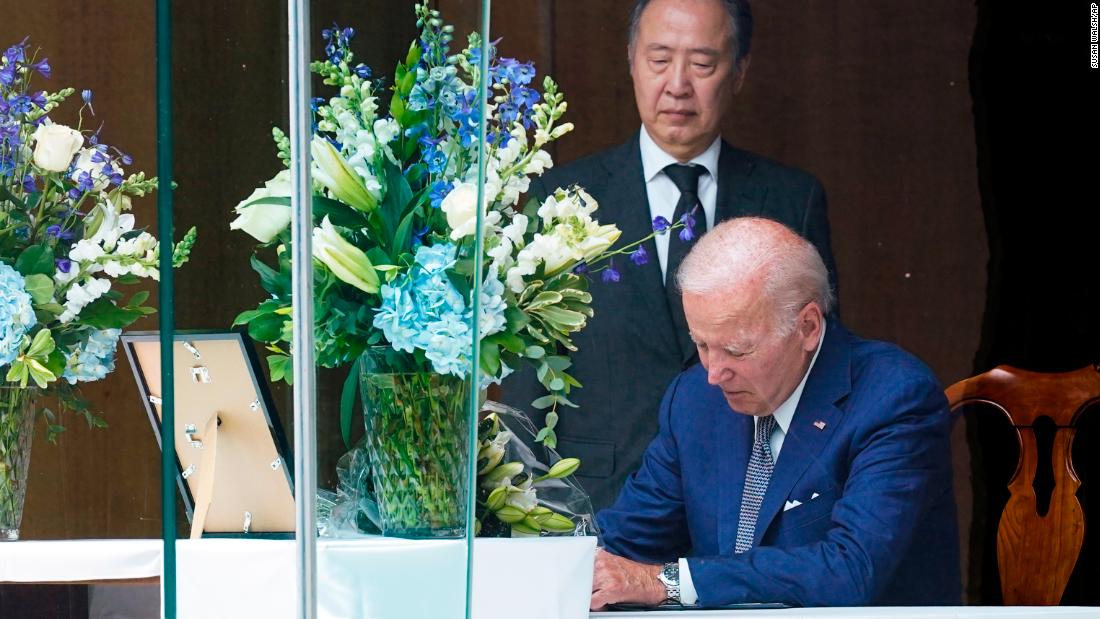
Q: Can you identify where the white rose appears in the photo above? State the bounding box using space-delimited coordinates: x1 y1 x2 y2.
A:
441 182 479 240
230 170 293 243
32 123 83 172
231 203 291 244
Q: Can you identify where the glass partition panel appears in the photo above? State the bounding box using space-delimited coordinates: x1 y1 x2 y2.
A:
165 2 292 617
301 1 486 617
0 4 162 548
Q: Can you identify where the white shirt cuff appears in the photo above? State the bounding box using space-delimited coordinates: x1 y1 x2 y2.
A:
678 557 698 605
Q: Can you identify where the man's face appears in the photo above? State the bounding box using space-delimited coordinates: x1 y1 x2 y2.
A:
630 0 747 161
684 287 822 416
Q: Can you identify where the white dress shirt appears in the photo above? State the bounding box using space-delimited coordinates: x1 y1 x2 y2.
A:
678 323 828 605
638 127 721 281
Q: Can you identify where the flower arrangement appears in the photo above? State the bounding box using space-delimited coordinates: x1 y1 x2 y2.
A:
0 37 195 431
0 38 196 539
231 2 655 449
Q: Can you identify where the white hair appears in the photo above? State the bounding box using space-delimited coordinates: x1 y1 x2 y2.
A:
675 217 834 334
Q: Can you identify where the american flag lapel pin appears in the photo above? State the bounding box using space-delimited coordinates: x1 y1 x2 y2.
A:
813 420 827 430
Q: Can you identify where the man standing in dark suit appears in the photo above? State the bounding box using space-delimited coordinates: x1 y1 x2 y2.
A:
506 0 838 511
590 218 959 609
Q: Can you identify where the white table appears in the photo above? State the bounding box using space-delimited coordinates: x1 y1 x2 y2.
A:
1 539 1097 619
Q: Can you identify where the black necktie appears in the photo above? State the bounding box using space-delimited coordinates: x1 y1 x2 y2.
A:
662 163 706 366
663 163 706 284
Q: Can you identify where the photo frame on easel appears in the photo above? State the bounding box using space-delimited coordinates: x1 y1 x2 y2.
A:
121 330 295 538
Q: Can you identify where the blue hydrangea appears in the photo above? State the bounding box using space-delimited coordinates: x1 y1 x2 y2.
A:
61 328 121 384
373 243 506 378
0 262 34 367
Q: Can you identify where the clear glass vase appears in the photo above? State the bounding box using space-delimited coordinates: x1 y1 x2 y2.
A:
0 386 37 541
359 347 469 538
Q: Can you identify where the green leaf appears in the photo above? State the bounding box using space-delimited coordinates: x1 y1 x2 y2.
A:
542 429 557 449
44 349 66 377
378 161 413 242
0 185 27 209
250 255 286 297
233 308 264 327
15 245 54 276
480 341 501 377
544 355 572 372
267 354 291 384
6 360 28 387
366 248 391 271
391 205 420 261
531 395 556 409
129 290 150 307
535 306 587 328
526 290 563 310
26 328 55 359
247 312 287 343
340 356 362 449
26 358 56 388
77 298 146 330
115 274 141 285
524 345 545 359
486 332 525 354
311 195 372 230
23 274 55 304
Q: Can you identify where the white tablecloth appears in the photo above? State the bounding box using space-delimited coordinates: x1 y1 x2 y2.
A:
1 539 1097 619
0 538 160 582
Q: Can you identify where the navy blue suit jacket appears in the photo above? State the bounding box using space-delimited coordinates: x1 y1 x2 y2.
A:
597 321 961 607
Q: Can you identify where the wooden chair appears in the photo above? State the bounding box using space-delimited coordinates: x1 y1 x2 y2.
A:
946 365 1096 605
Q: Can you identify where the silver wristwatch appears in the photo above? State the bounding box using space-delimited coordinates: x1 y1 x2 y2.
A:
657 561 681 603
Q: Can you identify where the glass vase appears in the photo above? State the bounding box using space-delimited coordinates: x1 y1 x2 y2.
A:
359 347 469 538
0 386 37 541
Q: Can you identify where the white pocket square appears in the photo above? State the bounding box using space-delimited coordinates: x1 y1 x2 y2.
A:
783 499 802 511
810 492 820 500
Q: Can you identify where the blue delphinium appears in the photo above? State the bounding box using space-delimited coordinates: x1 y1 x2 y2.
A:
62 328 122 384
0 262 34 367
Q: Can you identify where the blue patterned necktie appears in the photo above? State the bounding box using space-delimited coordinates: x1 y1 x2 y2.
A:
735 415 778 554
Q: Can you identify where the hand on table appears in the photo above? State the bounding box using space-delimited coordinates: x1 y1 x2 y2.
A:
589 547 667 610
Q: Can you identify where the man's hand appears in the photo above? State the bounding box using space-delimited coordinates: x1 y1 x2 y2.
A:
590 548 668 610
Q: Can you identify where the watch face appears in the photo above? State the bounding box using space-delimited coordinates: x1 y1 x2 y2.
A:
660 562 679 584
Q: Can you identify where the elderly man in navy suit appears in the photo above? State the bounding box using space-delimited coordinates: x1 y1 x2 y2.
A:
506 0 838 512
590 217 960 609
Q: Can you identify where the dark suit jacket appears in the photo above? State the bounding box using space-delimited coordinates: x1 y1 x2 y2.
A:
597 321 962 607
504 134 838 510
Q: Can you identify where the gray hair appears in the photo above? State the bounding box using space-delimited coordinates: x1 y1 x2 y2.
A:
675 217 835 334
628 0 754 67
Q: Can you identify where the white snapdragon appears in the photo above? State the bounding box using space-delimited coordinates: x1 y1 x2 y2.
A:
501 214 529 246
524 150 553 176
495 134 523 169
68 239 106 263
59 278 111 323
373 118 399 144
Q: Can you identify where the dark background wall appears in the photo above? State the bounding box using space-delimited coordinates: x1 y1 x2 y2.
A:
1 0 1096 607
